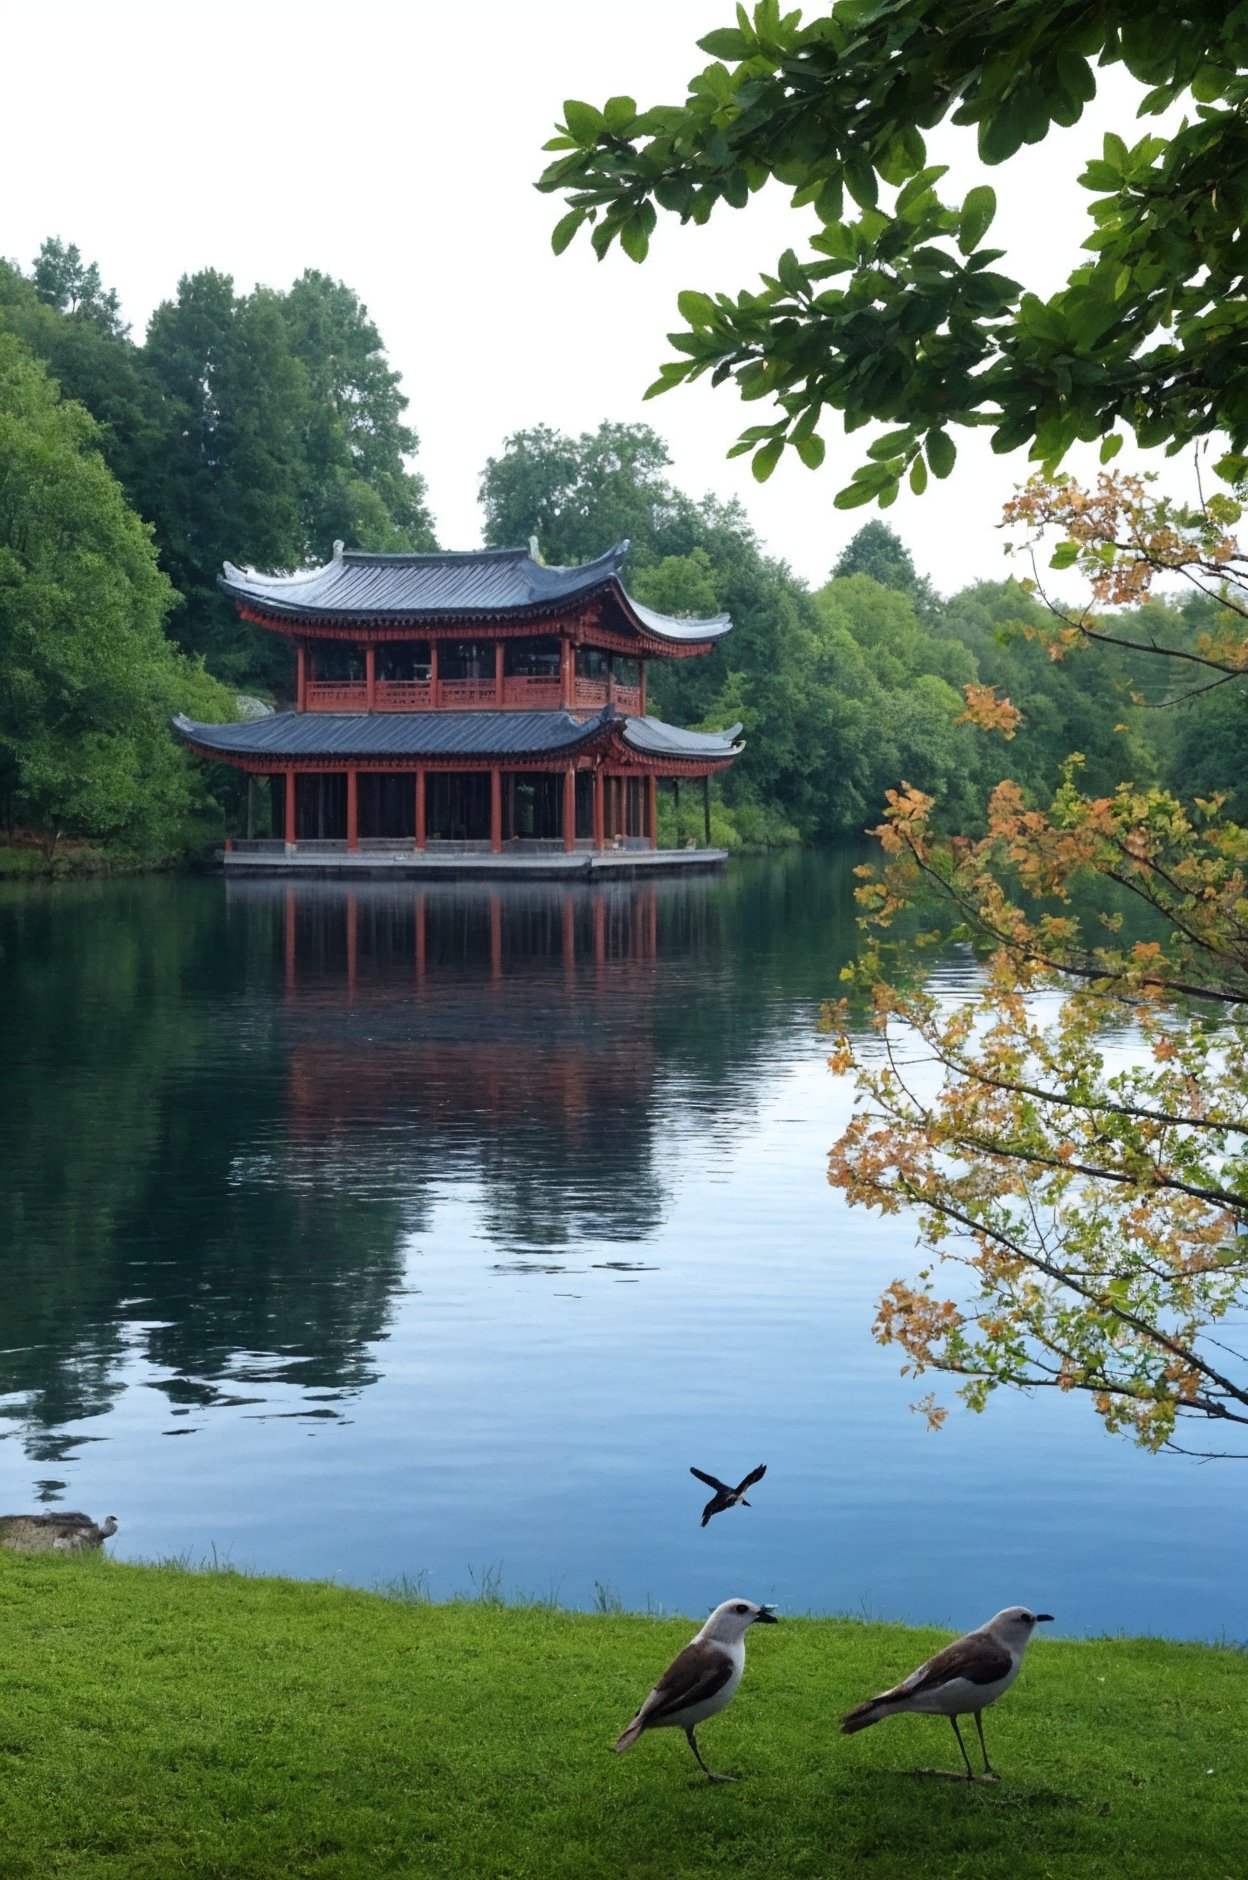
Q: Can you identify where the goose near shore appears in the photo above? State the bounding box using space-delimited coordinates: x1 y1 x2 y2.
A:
0 1512 118 1555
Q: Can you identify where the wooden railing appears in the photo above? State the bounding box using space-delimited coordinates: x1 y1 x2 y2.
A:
573 678 642 714
436 678 502 708
306 680 368 710
501 675 562 708
376 680 434 709
301 675 644 714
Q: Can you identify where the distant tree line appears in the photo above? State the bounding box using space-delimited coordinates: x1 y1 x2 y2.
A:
479 420 1212 845
0 238 1226 859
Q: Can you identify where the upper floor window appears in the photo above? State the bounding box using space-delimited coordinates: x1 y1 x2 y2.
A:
505 637 561 678
440 640 492 681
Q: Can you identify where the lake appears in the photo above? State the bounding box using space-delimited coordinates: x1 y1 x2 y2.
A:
0 853 1242 1641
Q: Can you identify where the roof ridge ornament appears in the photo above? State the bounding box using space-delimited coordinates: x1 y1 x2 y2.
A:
332 539 344 560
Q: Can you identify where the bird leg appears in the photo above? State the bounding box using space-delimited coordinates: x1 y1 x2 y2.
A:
949 1716 975 1783
685 1727 738 1783
972 1710 998 1780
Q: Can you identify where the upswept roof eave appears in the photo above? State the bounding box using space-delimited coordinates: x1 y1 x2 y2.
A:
217 542 733 647
609 584 733 650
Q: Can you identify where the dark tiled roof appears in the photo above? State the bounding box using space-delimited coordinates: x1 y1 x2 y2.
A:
219 542 731 645
173 708 741 763
622 715 744 758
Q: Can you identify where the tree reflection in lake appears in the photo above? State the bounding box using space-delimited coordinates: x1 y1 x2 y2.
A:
0 861 859 1462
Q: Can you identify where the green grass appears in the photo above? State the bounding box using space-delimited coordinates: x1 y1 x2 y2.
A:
0 1554 1243 1879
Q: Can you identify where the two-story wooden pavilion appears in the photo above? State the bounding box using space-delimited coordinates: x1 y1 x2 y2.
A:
176 541 741 873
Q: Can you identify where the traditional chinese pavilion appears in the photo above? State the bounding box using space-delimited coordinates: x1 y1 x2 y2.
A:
175 541 741 873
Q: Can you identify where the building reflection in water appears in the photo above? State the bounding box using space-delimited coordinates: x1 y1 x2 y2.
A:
0 874 734 1466
244 876 721 1256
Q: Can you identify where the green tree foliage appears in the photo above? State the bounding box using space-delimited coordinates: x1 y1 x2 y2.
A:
0 335 234 852
0 244 436 691
142 267 436 684
0 261 166 511
539 0 1248 503
31 237 127 336
280 270 437 556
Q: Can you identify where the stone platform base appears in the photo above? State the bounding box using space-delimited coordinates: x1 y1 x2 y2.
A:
220 845 728 880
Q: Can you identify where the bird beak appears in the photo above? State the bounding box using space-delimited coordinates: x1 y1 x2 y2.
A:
755 1606 779 1624
1036 1613 1055 1623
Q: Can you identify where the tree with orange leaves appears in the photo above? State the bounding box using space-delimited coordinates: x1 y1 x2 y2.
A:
826 473 1248 1457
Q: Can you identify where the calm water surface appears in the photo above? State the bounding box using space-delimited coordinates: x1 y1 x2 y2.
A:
0 855 1242 1640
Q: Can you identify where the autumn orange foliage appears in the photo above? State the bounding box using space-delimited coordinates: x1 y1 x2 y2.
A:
826 475 1248 1457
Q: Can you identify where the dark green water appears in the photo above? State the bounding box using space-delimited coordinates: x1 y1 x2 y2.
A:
0 855 1241 1638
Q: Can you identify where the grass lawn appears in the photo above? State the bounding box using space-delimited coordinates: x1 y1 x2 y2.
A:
0 1553 1243 1878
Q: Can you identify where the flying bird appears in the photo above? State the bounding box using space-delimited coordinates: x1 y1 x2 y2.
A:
613 1597 778 1781
689 1463 766 1527
0 1512 119 1555
840 1605 1054 1781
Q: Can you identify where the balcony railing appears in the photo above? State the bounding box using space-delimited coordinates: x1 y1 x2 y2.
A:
306 681 368 711
301 677 644 714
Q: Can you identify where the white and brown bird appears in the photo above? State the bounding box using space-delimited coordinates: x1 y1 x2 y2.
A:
0 1512 118 1555
841 1605 1053 1781
689 1463 766 1527
614 1597 778 1781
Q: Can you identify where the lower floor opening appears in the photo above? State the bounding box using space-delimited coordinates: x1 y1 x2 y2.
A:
262 765 685 849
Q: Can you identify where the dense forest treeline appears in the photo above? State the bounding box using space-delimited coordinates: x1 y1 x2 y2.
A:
0 238 1234 862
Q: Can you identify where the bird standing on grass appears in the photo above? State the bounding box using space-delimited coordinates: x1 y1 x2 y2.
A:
613 1597 778 1781
689 1463 766 1527
840 1605 1053 1781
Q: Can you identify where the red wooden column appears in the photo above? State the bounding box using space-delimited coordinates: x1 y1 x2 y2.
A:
346 768 359 850
639 661 647 715
495 642 505 706
365 646 377 710
429 640 440 708
414 767 427 850
648 774 658 850
560 638 573 708
563 766 577 853
592 766 605 850
296 644 307 712
490 768 503 853
284 767 297 846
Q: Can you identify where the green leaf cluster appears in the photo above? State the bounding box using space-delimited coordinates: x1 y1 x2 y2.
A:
539 0 1248 500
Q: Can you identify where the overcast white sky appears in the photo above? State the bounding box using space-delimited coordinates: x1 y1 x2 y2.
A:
3 0 1195 594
